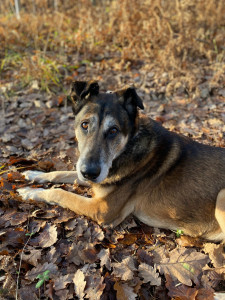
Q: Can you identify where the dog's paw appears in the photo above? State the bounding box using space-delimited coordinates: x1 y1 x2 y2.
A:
22 171 48 183
17 187 45 201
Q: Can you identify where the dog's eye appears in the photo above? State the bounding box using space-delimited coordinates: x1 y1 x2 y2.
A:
81 122 89 130
108 127 118 137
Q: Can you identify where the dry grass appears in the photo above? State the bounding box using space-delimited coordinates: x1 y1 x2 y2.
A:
0 0 225 92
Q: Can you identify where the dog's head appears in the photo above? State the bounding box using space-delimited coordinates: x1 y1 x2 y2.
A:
68 80 144 183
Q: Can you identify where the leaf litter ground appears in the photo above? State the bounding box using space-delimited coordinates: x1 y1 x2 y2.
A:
0 65 225 299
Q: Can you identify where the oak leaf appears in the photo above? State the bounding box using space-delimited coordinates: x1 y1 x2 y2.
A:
138 263 161 286
114 282 137 300
53 273 74 290
31 223 57 248
97 248 111 270
154 246 209 286
67 241 84 266
22 247 41 267
26 262 58 281
112 256 137 281
203 243 225 268
165 274 198 300
85 275 105 300
73 269 86 299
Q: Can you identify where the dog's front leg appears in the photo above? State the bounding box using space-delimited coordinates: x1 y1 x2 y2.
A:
22 170 89 186
17 187 108 224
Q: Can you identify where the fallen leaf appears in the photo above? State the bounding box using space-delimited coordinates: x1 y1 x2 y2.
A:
112 256 137 281
196 288 215 300
176 235 203 248
73 269 86 299
37 161 54 171
138 263 161 286
80 247 98 264
85 275 105 300
22 247 42 267
19 285 39 300
53 273 74 290
201 267 225 289
67 241 84 266
118 233 137 246
203 243 225 268
165 274 198 300
97 248 111 270
114 281 137 300
26 262 58 281
154 246 209 286
31 223 57 248
136 249 153 265
0 227 26 247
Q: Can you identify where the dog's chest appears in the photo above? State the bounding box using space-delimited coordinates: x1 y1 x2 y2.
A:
92 185 115 198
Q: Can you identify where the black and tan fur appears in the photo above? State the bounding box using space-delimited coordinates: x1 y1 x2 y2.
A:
18 81 225 241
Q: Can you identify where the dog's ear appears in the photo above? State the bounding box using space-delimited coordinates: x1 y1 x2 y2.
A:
117 86 144 118
68 81 99 114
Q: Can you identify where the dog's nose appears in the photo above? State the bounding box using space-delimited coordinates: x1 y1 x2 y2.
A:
81 165 101 181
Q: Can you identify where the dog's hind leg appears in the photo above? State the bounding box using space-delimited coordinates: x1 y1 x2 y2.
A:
215 189 225 236
22 170 89 186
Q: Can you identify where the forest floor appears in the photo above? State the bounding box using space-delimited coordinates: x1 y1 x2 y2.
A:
0 59 225 300
0 1 225 299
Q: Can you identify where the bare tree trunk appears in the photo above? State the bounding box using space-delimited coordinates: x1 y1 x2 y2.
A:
54 0 58 11
32 0 36 14
14 0 20 19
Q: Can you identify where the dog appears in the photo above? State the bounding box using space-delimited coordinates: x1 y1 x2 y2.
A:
18 81 225 241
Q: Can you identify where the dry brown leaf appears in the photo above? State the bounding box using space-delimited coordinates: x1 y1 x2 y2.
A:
97 248 111 270
201 267 225 289
0 227 26 247
80 247 98 264
31 223 57 248
86 223 105 243
203 243 225 268
154 246 209 286
0 209 18 227
165 274 198 300
136 249 153 265
65 218 78 230
53 208 76 224
118 233 138 246
37 160 54 171
114 281 137 300
28 219 47 233
138 263 161 286
176 235 203 248
26 262 58 281
19 285 39 300
55 289 69 300
53 273 74 290
73 269 86 299
85 275 105 300
67 241 84 266
196 288 215 300
22 247 42 267
112 256 137 281
66 217 88 237
9 211 29 226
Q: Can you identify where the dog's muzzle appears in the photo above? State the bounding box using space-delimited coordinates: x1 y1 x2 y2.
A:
80 163 101 181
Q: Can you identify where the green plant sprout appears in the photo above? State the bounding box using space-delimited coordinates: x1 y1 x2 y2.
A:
36 270 50 289
175 229 184 238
